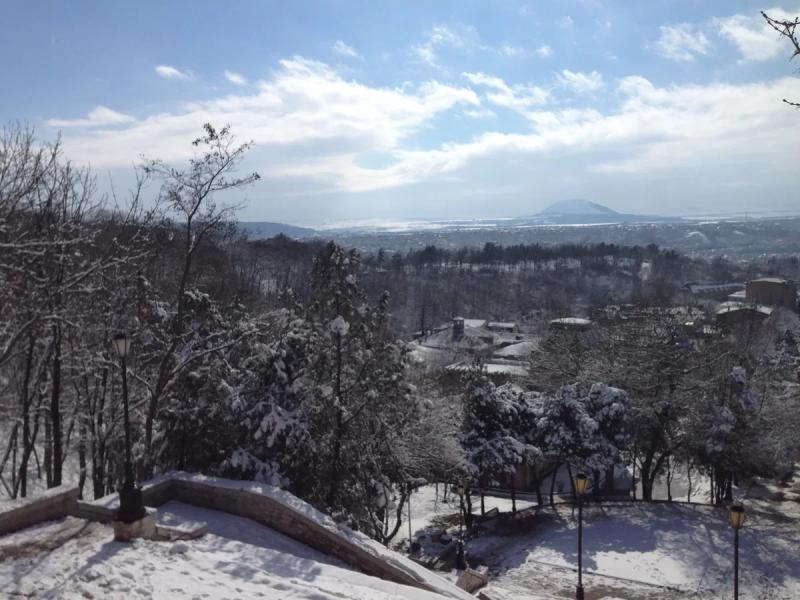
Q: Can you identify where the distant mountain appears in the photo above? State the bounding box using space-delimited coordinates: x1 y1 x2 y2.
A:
539 199 619 216
529 199 679 225
238 221 317 239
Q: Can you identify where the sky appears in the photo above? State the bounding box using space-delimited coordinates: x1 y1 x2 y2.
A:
2 0 800 226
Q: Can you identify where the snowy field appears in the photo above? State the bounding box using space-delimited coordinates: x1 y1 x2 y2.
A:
406 474 800 599
479 502 800 599
0 501 457 600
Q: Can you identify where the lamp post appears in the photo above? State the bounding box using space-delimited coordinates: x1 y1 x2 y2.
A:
730 504 747 600
113 333 145 523
454 484 466 570
574 473 590 600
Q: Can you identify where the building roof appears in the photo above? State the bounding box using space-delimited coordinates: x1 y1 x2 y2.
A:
750 277 794 285
715 301 773 317
462 318 488 328
686 282 744 294
487 321 516 329
550 317 592 327
494 340 539 358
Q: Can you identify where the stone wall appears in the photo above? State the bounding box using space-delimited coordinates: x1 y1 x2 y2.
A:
169 478 439 593
74 478 175 523
0 474 471 600
0 486 79 536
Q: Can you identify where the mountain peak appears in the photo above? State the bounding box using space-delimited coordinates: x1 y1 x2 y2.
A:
538 199 619 216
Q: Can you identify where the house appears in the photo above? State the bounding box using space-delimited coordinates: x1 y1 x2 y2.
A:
715 301 773 326
745 278 798 310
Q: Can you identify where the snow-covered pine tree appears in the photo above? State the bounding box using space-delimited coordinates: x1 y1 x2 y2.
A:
461 371 540 513
537 382 627 500
230 243 419 541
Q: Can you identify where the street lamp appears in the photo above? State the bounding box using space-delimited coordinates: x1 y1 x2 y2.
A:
113 333 145 523
454 484 466 570
574 472 590 600
730 504 747 600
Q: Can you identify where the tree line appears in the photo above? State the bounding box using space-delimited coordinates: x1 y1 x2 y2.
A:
2 121 798 546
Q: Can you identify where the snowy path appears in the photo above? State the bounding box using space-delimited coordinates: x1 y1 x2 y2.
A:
0 502 454 599
403 479 800 599
476 502 800 599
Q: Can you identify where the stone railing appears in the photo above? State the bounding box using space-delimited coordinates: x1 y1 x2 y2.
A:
1 473 472 600
0 485 79 536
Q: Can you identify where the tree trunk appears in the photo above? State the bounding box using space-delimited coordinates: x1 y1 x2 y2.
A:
549 461 560 505
77 419 87 500
532 464 543 506
463 489 474 529
50 324 63 487
665 456 673 502
510 478 516 514
44 402 52 488
566 463 576 502
686 464 693 503
326 332 344 509
640 453 654 501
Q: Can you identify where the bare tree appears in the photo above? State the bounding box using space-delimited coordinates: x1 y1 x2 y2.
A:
138 123 259 468
763 11 800 107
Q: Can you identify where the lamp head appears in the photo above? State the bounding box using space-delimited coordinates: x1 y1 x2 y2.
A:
574 473 589 496
730 504 746 530
112 333 131 358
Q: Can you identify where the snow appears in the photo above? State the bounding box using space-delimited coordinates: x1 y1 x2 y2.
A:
716 301 773 316
164 473 475 600
403 484 537 545
462 319 487 328
0 502 454 599
493 341 538 358
550 317 591 326
468 498 800 599
329 315 350 336
445 361 529 377
751 277 791 284
484 363 529 377
403 470 800 599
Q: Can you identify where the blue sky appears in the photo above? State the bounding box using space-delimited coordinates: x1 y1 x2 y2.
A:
3 0 800 225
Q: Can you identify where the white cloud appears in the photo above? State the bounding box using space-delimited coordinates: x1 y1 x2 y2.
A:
556 69 604 93
654 23 711 61
463 72 550 113
59 57 478 191
412 24 474 67
363 75 800 189
560 15 574 28
536 44 553 58
498 43 525 57
464 108 496 119
47 105 135 128
155 65 192 80
224 70 248 86
412 24 531 65
53 58 800 204
332 40 361 59
715 7 798 62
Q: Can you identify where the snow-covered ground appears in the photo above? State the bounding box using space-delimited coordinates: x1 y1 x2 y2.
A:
406 473 800 599
477 501 799 598
404 483 537 546
0 501 458 599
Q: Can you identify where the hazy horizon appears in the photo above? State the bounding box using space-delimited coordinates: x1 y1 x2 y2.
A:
3 1 800 223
